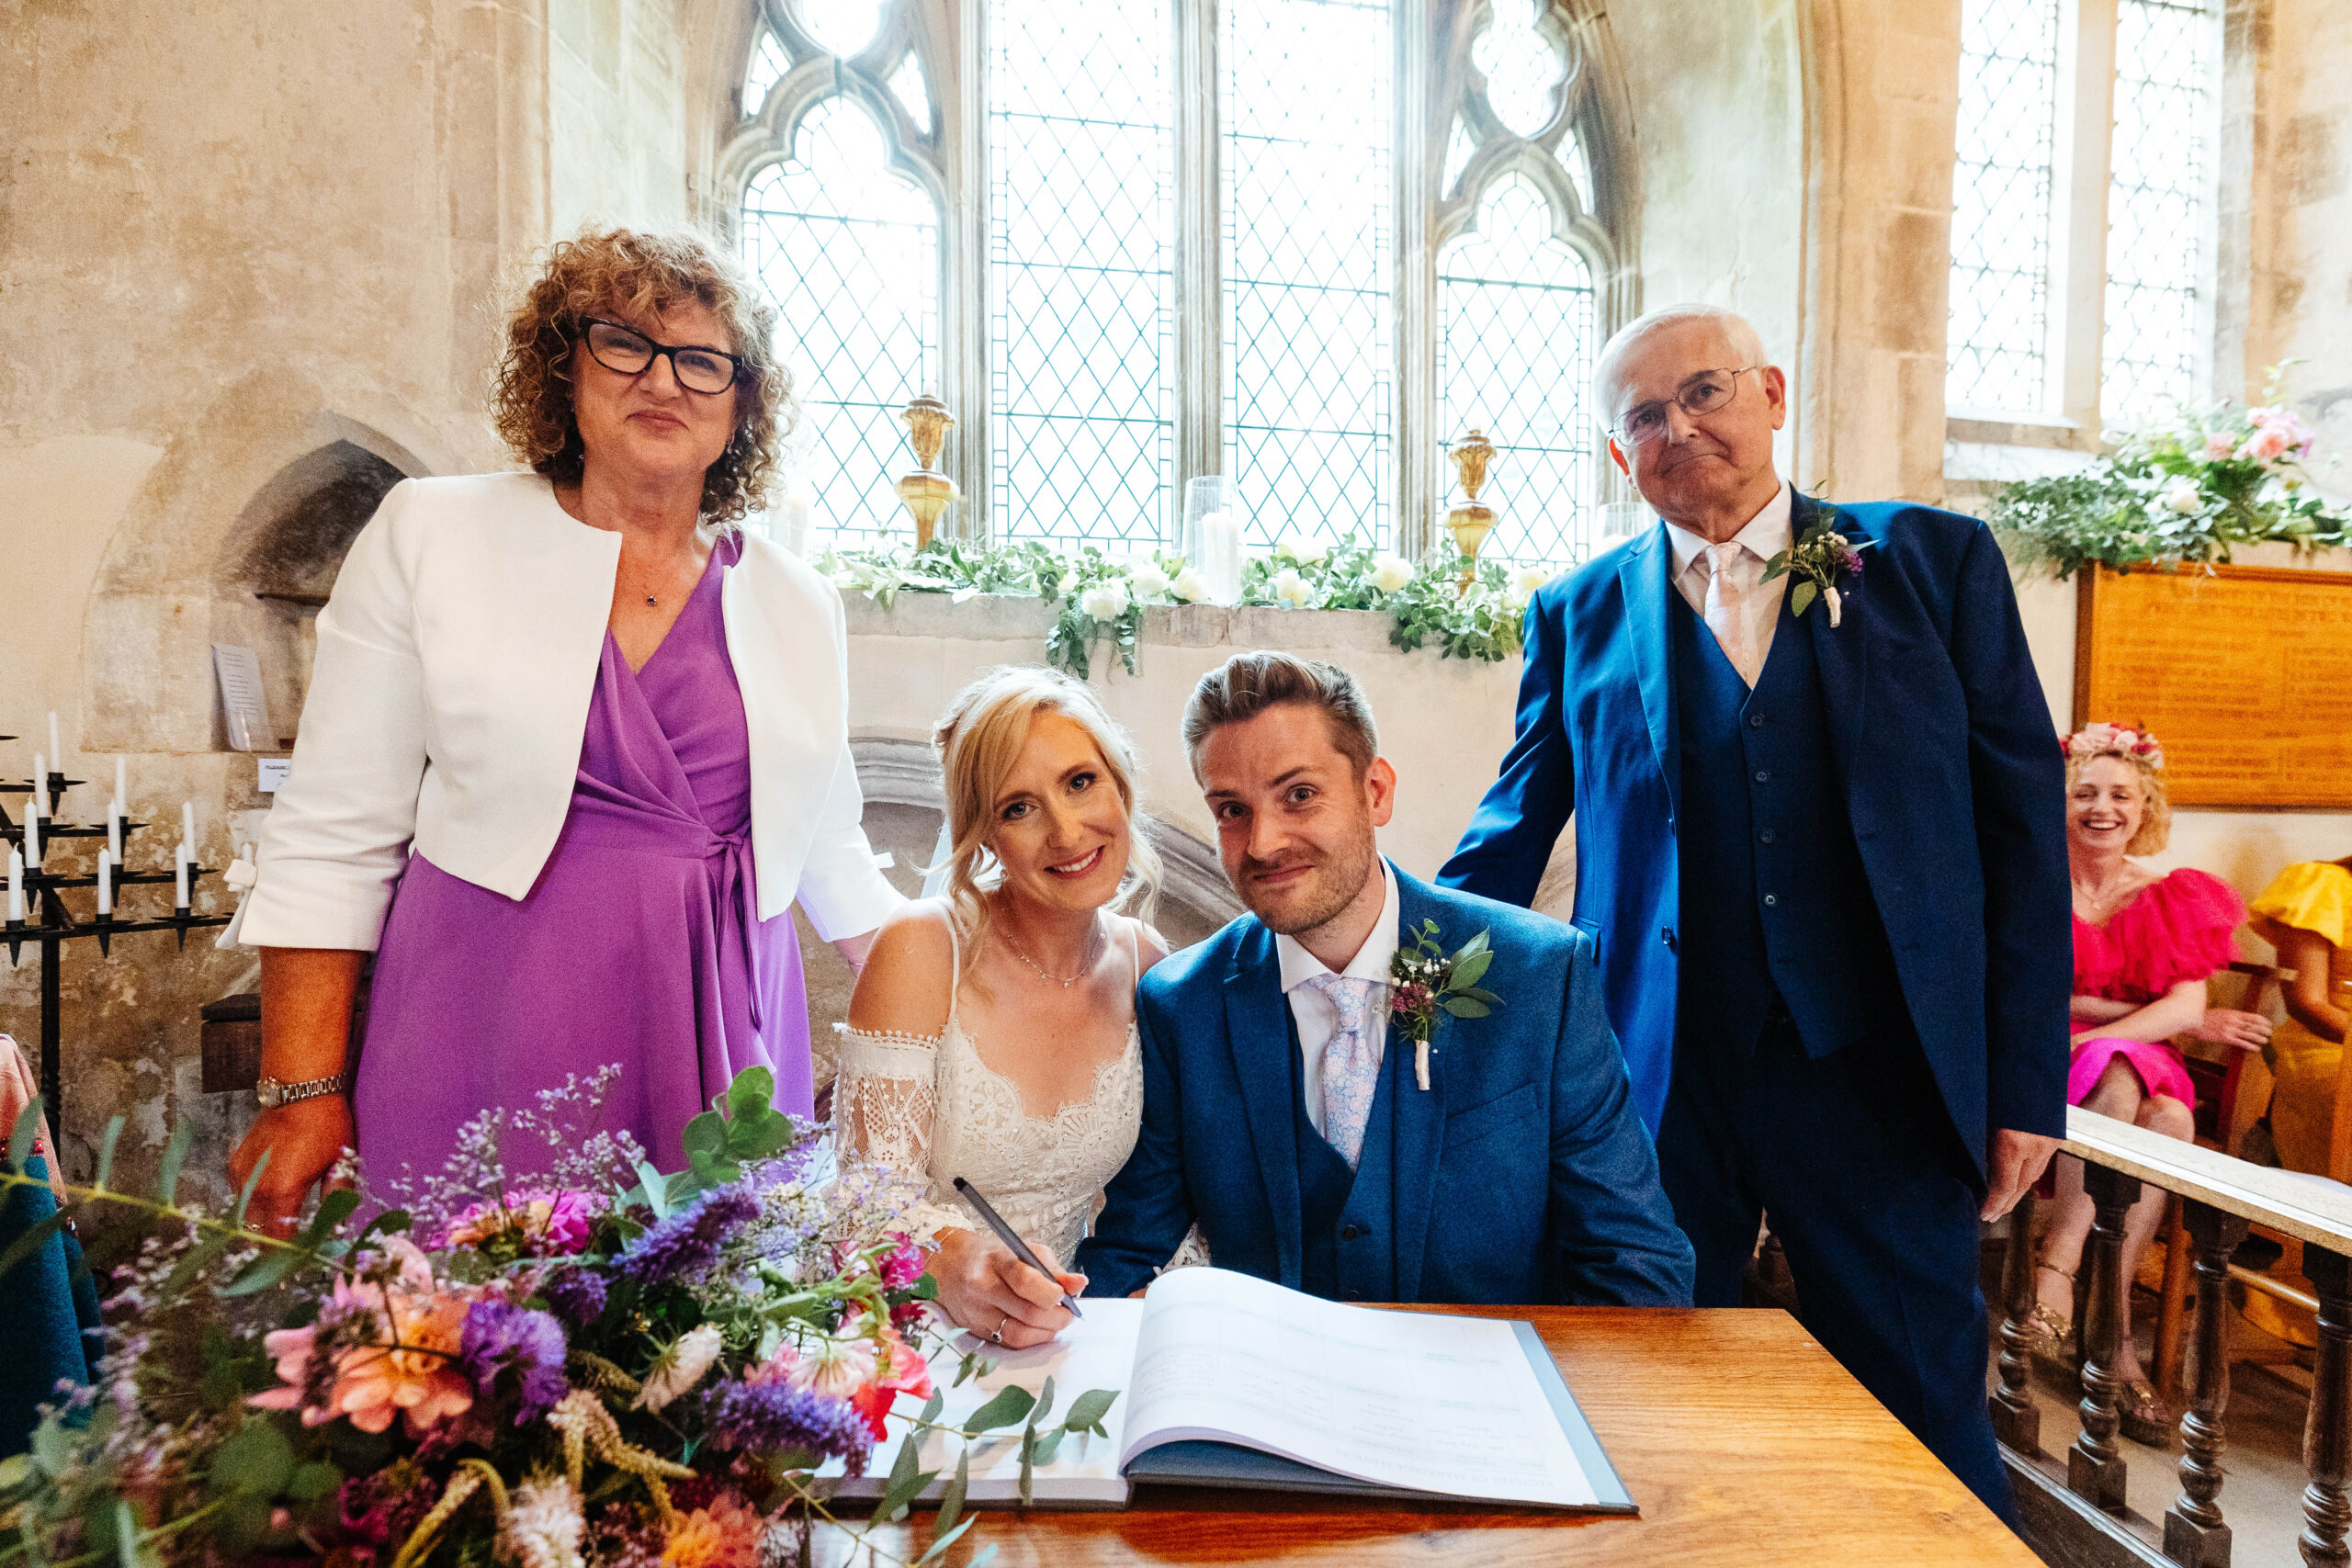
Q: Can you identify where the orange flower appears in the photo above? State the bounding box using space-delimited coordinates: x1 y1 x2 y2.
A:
254 1237 475 1437
660 1491 763 1568
845 1326 933 1442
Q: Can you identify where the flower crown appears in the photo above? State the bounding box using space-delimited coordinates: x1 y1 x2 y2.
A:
2063 722 2165 770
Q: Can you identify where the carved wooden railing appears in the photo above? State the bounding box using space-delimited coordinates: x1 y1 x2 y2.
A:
1994 1107 2352 1566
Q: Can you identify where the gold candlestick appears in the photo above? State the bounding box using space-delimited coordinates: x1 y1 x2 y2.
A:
1445 429 1497 592
895 393 959 551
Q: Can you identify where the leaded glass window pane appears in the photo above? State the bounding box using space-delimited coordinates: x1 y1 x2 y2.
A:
799 0 884 57
989 0 1176 550
1947 0 2061 414
1437 175 1595 567
1223 0 1394 552
742 96 941 548
745 29 787 116
2104 0 2218 425
1475 0 1565 139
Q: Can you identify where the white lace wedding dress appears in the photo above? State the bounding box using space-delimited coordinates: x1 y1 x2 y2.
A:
832 921 1147 1264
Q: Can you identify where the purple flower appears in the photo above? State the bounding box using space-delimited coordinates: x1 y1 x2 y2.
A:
618 1184 760 1286
878 1233 926 1291
459 1300 571 1424
542 1266 608 1325
702 1380 873 1466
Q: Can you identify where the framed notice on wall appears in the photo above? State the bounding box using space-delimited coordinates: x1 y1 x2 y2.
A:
2074 563 2352 809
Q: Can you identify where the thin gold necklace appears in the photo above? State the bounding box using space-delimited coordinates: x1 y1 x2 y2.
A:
1003 913 1102 989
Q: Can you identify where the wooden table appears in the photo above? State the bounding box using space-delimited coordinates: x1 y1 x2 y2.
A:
829 1305 2041 1566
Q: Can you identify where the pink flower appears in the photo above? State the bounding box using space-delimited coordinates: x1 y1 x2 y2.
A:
845 1326 933 1441
439 1189 603 1256
2238 425 2294 463
249 1238 476 1436
877 1234 926 1292
1390 980 1434 1018
2203 431 2237 460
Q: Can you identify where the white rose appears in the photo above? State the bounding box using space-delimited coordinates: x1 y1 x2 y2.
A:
1510 564 1553 598
1277 534 1327 567
2164 480 2203 514
1056 570 1079 595
1368 553 1416 593
1129 561 1173 601
1271 568 1314 608
1171 566 1211 604
1080 578 1131 621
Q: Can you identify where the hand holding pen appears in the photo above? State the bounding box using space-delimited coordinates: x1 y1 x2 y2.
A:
923 1177 1088 1349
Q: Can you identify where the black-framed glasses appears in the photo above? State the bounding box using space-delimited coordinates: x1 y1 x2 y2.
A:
579 317 747 395
1608 366 1762 447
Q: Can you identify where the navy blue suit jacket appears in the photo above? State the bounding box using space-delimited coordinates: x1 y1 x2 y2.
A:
1440 494 2070 1172
1076 864 1695 1304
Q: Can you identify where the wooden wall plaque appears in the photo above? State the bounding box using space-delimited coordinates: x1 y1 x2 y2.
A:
2074 562 2352 809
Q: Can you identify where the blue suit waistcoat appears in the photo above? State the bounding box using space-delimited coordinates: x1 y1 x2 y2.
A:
1076 864 1695 1305
1439 493 2071 1170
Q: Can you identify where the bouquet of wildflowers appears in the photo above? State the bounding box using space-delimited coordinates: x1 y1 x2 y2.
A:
0 1066 1114 1568
1992 365 2352 578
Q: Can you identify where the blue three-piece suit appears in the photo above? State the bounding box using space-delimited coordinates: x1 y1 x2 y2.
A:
1078 865 1697 1309
1442 491 2071 1519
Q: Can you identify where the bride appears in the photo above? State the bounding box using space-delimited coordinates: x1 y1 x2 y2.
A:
836 666 1167 1350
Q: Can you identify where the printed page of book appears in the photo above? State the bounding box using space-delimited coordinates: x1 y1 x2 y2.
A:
1121 1268 1598 1507
825 1301 1143 1507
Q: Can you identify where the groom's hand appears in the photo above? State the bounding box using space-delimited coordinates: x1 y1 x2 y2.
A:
931 1227 1087 1350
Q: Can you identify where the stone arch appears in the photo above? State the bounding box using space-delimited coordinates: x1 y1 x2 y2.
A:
83 377 449 754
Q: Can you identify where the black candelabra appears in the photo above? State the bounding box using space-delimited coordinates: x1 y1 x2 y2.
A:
3 737 232 1143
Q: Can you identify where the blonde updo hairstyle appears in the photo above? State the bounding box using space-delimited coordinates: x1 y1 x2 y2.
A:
2064 728 2171 857
931 666 1163 979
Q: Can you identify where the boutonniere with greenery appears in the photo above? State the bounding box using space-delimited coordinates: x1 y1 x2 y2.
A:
1761 505 1873 626
1389 919 1503 1091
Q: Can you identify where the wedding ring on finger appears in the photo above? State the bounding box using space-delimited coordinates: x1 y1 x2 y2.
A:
990 1313 1009 1346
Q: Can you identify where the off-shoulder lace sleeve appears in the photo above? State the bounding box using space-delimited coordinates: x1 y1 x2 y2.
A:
833 1024 967 1242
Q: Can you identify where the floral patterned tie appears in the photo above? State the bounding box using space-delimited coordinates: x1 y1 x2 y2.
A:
1304 973 1382 1168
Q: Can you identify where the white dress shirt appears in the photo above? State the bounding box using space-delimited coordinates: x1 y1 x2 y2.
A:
1275 857 1400 1139
1661 481 1794 683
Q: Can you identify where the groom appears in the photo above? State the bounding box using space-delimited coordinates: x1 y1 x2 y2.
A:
1078 651 1693 1306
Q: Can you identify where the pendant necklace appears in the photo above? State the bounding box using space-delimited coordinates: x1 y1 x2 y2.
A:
1006 914 1102 989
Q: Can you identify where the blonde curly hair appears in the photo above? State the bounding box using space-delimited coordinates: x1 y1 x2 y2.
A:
932 667 1162 983
489 226 792 525
2064 726 2171 856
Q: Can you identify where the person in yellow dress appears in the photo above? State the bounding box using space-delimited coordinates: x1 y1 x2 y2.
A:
2247 858 2352 1175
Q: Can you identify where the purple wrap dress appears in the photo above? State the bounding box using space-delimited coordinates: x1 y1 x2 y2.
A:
353 535 812 1183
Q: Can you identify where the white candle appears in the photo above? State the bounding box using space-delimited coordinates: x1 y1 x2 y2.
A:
181 801 197 851
46 714 58 771
1199 510 1245 605
175 841 190 909
779 489 814 557
96 849 112 917
30 754 42 794
23 774 39 867
114 757 127 810
6 849 20 922
107 800 122 863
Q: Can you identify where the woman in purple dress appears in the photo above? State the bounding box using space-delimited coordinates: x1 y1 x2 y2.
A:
227 229 899 1233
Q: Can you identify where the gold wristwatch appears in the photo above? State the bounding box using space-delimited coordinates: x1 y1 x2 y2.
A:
254 1070 351 1109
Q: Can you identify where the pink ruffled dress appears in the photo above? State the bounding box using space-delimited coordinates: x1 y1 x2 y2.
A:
2069 868 2246 1108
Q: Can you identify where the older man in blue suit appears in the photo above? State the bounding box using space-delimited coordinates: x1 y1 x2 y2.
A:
1079 652 1693 1309
1441 304 2069 1521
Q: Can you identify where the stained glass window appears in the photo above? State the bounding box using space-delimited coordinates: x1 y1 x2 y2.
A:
1437 175 1596 566
2103 0 2218 424
1223 0 1394 552
989 0 1175 550
1947 0 2062 414
741 96 941 548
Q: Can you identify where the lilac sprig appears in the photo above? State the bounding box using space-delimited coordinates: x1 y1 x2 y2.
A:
701 1381 873 1466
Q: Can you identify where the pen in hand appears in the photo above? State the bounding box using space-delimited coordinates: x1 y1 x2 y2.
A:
952 1176 1085 1319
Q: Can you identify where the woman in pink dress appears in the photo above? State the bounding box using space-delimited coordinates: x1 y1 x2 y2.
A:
2023 724 2266 1446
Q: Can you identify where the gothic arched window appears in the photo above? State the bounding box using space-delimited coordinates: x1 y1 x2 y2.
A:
724 0 1628 566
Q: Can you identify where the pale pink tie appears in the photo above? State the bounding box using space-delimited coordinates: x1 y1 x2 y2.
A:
1304 973 1381 1168
1702 543 1763 688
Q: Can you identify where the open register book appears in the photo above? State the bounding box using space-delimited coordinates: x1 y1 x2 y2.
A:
831 1266 1634 1513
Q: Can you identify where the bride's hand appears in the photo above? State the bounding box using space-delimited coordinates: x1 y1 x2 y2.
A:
930 1227 1086 1350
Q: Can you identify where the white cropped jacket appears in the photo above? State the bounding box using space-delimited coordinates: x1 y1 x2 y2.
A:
230 472 899 951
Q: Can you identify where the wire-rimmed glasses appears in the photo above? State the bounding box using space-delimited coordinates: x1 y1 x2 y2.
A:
1607 366 1762 447
580 317 747 395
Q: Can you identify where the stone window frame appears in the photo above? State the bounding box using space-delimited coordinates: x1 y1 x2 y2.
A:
1946 0 2230 456
714 0 1639 562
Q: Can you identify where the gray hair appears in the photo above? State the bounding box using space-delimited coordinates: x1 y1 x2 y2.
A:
1593 303 1770 417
